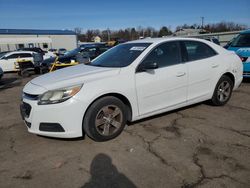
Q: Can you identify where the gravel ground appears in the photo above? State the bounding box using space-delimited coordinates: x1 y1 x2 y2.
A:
0 73 249 188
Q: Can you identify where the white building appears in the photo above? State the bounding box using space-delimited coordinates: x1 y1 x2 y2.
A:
173 28 204 36
0 29 77 52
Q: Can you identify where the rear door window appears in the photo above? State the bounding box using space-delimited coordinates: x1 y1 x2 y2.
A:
182 41 217 62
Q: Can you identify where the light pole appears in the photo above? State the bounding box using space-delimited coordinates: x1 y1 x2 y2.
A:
107 28 110 42
201 16 204 30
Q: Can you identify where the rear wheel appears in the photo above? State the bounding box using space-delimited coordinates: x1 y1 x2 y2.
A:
211 75 233 106
83 96 127 141
21 70 30 78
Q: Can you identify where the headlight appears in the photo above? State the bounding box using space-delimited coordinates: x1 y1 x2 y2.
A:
38 85 82 105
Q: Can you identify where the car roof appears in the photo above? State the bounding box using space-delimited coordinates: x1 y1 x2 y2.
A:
127 37 213 45
240 29 250 34
126 37 226 55
6 51 36 55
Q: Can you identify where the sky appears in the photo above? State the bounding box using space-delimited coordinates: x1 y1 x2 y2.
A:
0 0 249 31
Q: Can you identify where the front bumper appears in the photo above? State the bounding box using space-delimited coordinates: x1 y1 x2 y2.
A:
20 96 88 138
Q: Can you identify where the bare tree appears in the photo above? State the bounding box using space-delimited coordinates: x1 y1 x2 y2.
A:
74 27 83 35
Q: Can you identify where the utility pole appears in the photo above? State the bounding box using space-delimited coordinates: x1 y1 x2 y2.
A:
201 16 204 30
107 28 110 41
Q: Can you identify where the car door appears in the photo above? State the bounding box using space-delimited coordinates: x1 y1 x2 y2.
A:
135 41 188 115
180 41 219 102
0 58 8 72
0 53 19 72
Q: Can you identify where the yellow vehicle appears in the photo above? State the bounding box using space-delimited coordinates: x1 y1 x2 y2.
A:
49 61 79 72
49 56 82 72
107 40 117 47
15 58 38 77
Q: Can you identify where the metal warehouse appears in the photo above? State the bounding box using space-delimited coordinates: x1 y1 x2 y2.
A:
0 29 77 52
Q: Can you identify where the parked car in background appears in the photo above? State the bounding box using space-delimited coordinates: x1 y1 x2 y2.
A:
204 37 220 45
0 51 10 59
19 47 56 59
19 47 45 55
0 51 35 72
79 42 109 51
78 45 108 59
48 49 57 53
0 66 3 80
21 38 242 141
227 30 250 78
58 48 67 56
41 45 108 68
224 38 235 49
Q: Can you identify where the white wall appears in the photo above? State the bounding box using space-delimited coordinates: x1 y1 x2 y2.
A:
0 34 77 52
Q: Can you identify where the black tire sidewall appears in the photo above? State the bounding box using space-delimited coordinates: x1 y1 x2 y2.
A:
83 96 127 142
21 70 30 78
211 75 233 106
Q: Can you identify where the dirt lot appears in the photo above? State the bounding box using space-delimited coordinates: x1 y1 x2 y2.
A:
0 73 249 188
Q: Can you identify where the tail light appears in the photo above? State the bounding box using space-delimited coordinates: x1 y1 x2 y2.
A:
238 55 248 62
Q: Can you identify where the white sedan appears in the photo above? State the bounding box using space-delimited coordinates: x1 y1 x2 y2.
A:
21 38 243 141
0 51 35 72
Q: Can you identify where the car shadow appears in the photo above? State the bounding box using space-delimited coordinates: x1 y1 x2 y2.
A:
81 153 137 188
128 102 204 126
36 134 86 141
0 76 21 90
243 77 250 83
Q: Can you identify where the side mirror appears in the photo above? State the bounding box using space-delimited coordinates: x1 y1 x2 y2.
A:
137 61 158 72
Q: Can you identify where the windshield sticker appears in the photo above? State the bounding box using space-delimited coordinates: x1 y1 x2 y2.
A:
130 46 146 51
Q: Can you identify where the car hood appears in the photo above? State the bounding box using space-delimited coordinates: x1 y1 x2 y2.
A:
27 64 120 93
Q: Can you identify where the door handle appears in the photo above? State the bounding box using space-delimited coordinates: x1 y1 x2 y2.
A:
212 64 219 68
176 72 186 77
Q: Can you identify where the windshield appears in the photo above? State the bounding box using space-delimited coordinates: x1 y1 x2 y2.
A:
64 48 80 56
0 52 8 59
231 33 250 47
89 43 151 67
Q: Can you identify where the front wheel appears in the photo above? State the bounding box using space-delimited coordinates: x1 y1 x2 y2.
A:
211 75 233 106
83 96 127 142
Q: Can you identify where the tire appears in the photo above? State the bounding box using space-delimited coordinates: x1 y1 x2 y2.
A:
211 75 233 106
34 67 40 74
83 96 127 142
21 70 30 78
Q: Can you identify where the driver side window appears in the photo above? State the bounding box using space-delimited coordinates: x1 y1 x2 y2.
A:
142 41 181 68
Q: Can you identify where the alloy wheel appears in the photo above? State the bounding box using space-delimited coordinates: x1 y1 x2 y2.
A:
95 105 123 136
217 81 231 102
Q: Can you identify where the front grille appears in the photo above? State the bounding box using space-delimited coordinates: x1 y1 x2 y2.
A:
23 92 39 100
21 102 32 118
